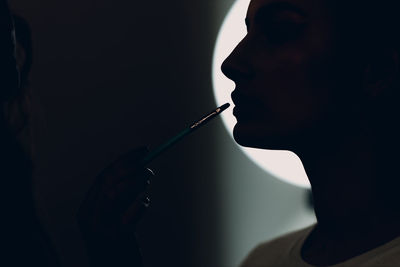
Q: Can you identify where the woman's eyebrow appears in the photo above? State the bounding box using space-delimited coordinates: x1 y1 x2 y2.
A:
246 1 307 28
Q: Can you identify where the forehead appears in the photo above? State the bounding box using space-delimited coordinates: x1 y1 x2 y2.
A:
246 0 332 20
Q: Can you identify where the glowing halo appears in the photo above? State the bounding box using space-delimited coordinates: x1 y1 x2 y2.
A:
212 0 310 188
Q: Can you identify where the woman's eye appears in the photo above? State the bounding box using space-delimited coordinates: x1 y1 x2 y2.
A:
261 21 306 45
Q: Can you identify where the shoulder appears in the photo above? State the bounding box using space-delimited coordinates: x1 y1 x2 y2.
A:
240 224 315 267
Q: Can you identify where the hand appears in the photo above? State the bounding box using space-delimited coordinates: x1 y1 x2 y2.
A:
77 147 154 267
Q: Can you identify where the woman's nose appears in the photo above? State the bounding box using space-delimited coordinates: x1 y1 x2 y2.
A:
221 40 252 84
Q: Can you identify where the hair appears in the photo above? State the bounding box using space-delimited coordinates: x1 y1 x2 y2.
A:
0 0 19 101
330 1 400 202
13 14 32 88
326 2 399 129
0 0 44 264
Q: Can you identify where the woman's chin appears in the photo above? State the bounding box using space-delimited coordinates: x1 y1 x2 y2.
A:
233 122 268 148
233 122 288 150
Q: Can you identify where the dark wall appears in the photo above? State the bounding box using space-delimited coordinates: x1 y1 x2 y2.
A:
10 1 232 266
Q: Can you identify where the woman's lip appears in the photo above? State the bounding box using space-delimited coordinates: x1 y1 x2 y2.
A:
233 106 259 120
233 106 239 116
231 90 265 109
231 90 269 120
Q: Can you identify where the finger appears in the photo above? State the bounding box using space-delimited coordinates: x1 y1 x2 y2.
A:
106 168 154 201
99 147 149 189
121 194 150 226
113 146 149 172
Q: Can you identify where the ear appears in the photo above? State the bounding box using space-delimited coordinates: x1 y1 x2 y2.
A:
363 50 400 98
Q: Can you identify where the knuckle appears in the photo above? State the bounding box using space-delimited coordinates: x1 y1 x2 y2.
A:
144 168 155 184
141 196 151 208
146 168 155 176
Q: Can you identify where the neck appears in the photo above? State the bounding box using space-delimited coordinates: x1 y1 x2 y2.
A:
296 120 400 241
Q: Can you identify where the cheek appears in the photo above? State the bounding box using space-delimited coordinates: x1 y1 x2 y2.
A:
233 50 342 149
253 48 336 128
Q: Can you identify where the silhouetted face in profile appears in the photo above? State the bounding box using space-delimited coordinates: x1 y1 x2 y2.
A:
222 0 367 151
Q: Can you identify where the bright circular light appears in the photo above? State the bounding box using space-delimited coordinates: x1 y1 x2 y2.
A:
212 0 310 188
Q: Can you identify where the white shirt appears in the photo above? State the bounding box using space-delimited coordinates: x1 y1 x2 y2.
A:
240 224 400 267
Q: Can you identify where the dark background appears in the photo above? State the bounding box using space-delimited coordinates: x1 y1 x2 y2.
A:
10 1 315 266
